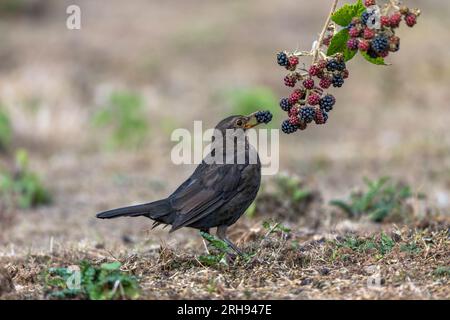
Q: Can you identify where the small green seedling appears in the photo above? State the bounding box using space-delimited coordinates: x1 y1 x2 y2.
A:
0 107 12 150
330 177 415 222
0 149 51 209
262 219 291 234
198 231 232 267
93 91 150 149
45 260 140 300
433 266 450 278
337 232 394 256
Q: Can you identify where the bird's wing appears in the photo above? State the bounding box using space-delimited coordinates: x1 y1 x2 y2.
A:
168 163 246 231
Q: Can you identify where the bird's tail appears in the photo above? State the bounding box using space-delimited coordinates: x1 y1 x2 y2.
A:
96 199 173 224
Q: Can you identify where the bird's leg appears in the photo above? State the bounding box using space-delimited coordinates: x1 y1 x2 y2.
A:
216 225 243 256
201 228 211 255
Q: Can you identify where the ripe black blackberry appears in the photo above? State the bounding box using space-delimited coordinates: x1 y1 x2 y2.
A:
279 98 292 112
332 74 344 88
319 94 336 112
300 107 315 123
255 111 273 124
336 61 346 71
372 35 389 53
281 119 298 134
323 112 329 123
367 47 379 59
277 52 289 67
361 11 372 26
326 59 339 71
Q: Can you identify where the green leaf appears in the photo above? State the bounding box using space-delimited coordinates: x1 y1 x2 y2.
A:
330 200 355 217
101 261 122 271
344 47 358 62
360 51 386 65
331 0 366 27
199 231 231 253
327 29 349 57
354 0 366 17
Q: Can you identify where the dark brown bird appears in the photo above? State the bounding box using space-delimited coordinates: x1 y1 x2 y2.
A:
96 113 265 254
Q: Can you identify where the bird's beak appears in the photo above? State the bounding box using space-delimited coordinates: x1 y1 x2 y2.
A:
243 112 260 129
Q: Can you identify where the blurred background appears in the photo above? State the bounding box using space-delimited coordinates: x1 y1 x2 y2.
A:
0 0 449 257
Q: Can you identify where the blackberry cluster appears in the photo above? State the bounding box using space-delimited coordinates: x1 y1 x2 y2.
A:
276 0 420 135
345 1 420 59
255 111 273 124
277 53 345 134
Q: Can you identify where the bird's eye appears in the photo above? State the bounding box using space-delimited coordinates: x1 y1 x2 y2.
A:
236 119 243 127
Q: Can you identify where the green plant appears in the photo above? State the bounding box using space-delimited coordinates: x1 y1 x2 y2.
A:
433 266 450 278
0 107 12 150
93 91 149 149
330 177 415 222
262 219 291 234
45 261 140 300
0 149 51 209
198 231 232 267
337 232 394 256
400 241 421 254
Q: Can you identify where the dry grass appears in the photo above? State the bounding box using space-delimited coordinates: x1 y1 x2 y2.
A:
1 218 448 300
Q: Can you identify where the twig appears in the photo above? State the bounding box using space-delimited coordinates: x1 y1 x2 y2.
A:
312 0 339 64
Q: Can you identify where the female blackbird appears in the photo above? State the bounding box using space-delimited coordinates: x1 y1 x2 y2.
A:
97 113 265 254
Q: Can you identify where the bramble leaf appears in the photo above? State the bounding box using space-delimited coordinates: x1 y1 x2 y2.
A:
344 47 358 62
327 29 349 56
331 0 366 27
360 51 386 65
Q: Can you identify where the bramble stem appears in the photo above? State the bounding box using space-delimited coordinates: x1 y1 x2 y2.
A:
312 0 339 64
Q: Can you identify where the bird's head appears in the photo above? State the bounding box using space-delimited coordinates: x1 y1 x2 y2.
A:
215 113 262 132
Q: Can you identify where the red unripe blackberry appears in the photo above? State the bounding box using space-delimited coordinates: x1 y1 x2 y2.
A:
289 56 299 67
289 89 305 105
289 114 300 126
364 0 376 7
347 38 359 50
405 13 417 27
288 106 300 118
380 16 390 27
284 75 296 87
358 39 370 52
349 27 361 38
307 93 321 106
342 69 349 79
317 59 327 70
390 12 402 28
314 108 326 125
309 65 321 77
303 78 315 90
319 77 332 89
363 27 375 40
